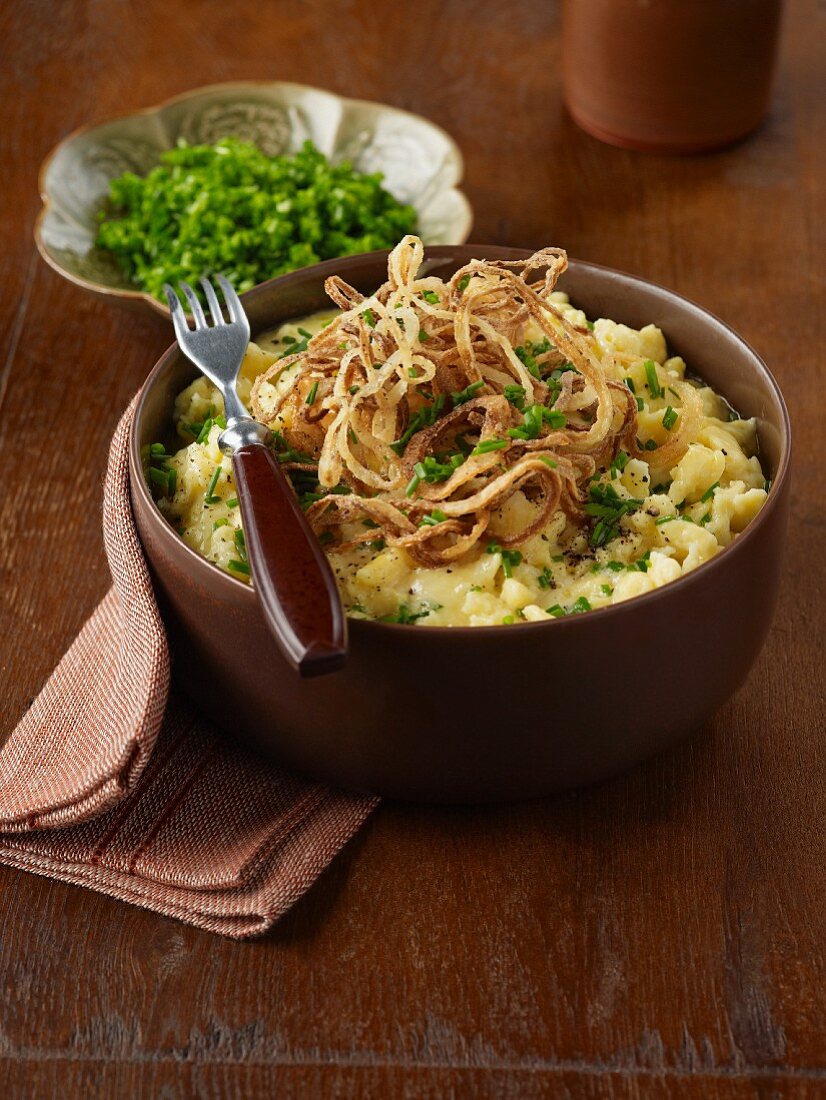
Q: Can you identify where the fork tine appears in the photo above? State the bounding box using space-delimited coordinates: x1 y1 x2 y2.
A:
180 282 207 329
164 283 190 342
216 274 245 324
200 278 224 326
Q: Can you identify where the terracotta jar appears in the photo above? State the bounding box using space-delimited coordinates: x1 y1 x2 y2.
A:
562 0 784 153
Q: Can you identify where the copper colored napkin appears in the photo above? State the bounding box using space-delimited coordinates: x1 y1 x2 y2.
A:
0 400 377 937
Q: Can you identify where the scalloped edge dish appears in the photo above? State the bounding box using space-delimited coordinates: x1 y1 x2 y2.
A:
35 81 472 316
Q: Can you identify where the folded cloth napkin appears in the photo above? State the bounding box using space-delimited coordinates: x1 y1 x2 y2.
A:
0 400 378 937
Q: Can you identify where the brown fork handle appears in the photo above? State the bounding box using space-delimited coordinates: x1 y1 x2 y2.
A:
231 443 347 677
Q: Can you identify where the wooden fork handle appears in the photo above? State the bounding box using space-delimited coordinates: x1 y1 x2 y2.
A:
231 443 348 677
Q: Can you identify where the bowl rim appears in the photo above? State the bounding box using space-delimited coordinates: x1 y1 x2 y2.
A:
130 244 792 637
33 79 473 317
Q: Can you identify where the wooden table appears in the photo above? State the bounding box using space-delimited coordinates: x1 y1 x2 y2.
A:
1 2 823 1096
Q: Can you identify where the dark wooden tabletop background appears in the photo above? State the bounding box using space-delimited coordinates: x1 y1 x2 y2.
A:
1 1 824 1097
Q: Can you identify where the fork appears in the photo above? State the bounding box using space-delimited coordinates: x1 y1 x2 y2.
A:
164 277 347 677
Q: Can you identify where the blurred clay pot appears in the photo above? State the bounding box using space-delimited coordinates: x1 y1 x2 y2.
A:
562 0 783 153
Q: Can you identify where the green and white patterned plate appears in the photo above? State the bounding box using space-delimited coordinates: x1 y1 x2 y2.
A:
35 82 472 315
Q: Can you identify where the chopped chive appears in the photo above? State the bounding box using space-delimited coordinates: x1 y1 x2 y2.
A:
586 320 595 331
348 384 360 395
213 518 229 530
606 561 625 572
601 584 613 596
644 360 663 399
150 442 166 456
451 380 484 406
537 567 553 589
570 596 592 614
636 396 645 412
196 418 214 444
547 604 566 618
501 615 516 625
362 308 376 327
457 274 471 292
668 386 680 399
472 438 508 455
538 456 558 468
205 466 222 503
624 376 636 394
503 383 526 410
419 509 448 527
700 480 720 502
662 406 678 431
149 467 169 492
226 497 239 508
700 512 712 525
297 327 312 339
305 381 319 405
227 559 250 576
764 478 772 492
655 514 678 525
406 474 421 497
348 427 359 445
418 328 429 342
422 290 440 304
610 450 630 478
166 468 177 496
234 528 246 559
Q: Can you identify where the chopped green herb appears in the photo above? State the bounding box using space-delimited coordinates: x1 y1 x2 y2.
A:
700 480 720 502
610 451 630 478
213 518 229 530
624 376 636 394
585 482 644 548
472 438 509 455
390 394 446 455
538 456 558 468
227 559 250 576
451 380 484 406
501 615 516 625
601 584 613 596
362 308 376 328
507 404 566 441
764 478 772 493
305 380 319 406
226 497 239 509
503 384 527 410
662 406 678 431
457 274 471 293
422 290 440 305
486 543 522 578
537 567 554 589
379 602 440 625
644 360 663 399
419 509 448 527
655 514 678 525
205 466 222 504
570 596 592 614
418 328 429 342
349 384 360 395
234 528 247 559
547 604 567 618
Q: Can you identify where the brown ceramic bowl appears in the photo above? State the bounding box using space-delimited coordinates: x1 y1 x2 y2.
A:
130 246 791 803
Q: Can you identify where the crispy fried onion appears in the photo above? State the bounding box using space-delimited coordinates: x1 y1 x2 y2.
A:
250 236 695 565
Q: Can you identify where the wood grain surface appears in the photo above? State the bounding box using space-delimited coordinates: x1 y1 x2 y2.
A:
1 1 824 1097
